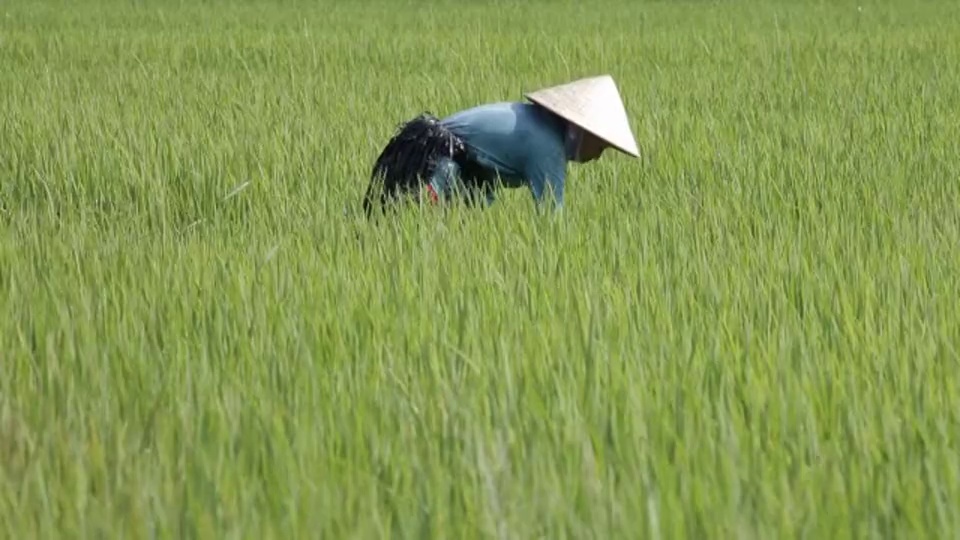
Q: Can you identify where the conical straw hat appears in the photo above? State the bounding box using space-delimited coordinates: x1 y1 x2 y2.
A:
525 75 640 158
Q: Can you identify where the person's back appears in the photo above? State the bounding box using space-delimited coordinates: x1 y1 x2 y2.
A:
429 102 571 206
440 102 567 189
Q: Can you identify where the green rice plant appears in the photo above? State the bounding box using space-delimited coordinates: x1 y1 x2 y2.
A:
1 0 959 537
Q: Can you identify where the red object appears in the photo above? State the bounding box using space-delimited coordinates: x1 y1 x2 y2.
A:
425 184 439 203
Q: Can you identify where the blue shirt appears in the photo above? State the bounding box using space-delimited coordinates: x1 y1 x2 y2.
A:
438 102 568 208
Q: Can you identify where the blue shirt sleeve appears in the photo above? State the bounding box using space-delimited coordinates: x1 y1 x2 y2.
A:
524 150 566 210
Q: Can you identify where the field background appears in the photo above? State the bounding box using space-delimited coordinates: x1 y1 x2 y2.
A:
2 0 960 537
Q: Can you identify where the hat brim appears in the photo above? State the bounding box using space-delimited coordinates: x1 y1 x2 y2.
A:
527 96 641 158
524 75 640 158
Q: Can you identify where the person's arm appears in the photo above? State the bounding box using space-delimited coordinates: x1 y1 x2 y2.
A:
428 157 461 201
525 152 566 211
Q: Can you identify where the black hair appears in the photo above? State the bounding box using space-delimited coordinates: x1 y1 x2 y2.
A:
363 113 468 216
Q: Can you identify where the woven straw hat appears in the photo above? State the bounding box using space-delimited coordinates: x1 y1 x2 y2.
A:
525 75 640 158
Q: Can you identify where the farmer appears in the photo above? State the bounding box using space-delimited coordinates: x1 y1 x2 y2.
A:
362 74 640 216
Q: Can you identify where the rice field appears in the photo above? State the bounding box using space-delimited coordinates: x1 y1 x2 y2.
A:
2 0 960 537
